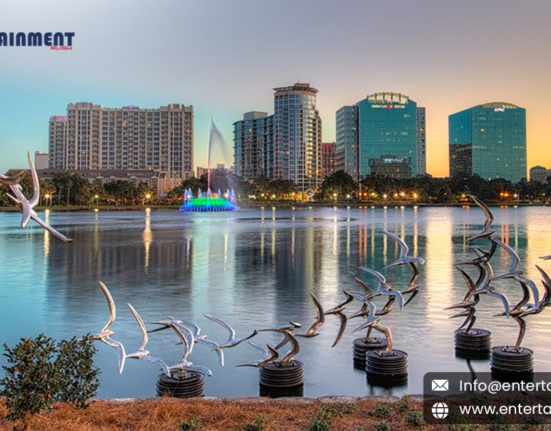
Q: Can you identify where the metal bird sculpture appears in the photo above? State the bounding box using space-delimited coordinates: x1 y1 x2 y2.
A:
466 195 495 242
203 314 257 366
6 151 72 242
383 230 425 306
350 297 394 353
125 304 170 376
475 253 511 317
493 265 551 351
236 342 279 368
165 321 212 377
92 281 126 374
0 170 25 185
358 266 404 309
257 323 301 367
324 290 354 348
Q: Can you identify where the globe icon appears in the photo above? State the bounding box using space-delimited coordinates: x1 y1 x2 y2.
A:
432 402 449 419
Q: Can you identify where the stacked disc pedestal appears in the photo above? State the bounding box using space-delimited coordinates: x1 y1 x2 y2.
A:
454 329 491 359
353 338 388 369
491 346 534 378
156 371 205 398
366 350 408 387
259 361 304 398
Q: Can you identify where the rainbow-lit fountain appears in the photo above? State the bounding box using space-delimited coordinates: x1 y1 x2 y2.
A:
179 121 238 212
180 188 238 212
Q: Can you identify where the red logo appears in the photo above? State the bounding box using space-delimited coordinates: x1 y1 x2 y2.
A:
387 104 392 109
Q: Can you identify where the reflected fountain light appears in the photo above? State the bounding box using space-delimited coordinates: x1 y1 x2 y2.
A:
143 209 153 273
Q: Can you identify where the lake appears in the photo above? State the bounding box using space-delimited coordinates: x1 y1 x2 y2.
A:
0 205 550 398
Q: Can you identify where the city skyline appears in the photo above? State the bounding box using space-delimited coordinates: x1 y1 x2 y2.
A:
1 1 550 178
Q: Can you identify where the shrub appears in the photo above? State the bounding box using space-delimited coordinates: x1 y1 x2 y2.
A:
307 416 330 431
180 418 203 430
55 335 100 407
0 334 58 424
0 333 101 427
375 420 390 431
372 404 391 418
396 395 412 412
241 415 266 431
405 410 424 428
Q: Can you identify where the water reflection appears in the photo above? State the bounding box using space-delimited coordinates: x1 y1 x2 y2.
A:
0 207 550 399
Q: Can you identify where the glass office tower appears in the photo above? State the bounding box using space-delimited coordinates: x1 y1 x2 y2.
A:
449 102 526 182
356 93 422 179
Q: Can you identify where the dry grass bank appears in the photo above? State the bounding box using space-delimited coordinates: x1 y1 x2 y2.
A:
0 396 418 431
0 396 541 431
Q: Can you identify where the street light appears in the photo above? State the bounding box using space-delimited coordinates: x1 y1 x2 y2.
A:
94 194 99 206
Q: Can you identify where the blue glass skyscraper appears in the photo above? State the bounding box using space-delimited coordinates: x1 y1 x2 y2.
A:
449 102 526 182
337 93 425 180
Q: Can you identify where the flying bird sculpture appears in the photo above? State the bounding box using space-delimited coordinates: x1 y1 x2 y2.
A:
92 281 126 374
125 304 170 376
6 151 72 242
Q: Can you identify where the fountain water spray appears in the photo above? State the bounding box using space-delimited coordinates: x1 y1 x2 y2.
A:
180 121 237 212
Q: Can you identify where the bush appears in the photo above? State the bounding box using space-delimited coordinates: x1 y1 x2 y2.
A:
55 335 100 407
0 334 101 426
241 415 266 431
0 334 57 423
372 404 391 418
375 420 390 431
405 410 424 428
180 418 203 430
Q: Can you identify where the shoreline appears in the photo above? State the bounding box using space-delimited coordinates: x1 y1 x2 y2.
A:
0 201 547 213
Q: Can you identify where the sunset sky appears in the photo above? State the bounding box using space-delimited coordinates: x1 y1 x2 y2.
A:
1 0 550 178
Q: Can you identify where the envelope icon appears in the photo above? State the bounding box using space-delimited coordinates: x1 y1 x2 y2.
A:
432 379 449 391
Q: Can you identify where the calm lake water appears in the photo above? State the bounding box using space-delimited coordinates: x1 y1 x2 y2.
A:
1 205 551 398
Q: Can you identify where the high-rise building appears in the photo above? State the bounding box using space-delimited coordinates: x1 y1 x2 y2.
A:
529 165 549 183
273 83 322 190
337 93 425 180
321 142 336 178
449 102 526 182
34 151 49 170
336 106 359 181
49 102 194 180
356 92 424 179
233 111 273 180
416 107 427 175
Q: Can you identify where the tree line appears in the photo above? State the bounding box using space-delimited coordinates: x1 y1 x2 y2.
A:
0 168 548 207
